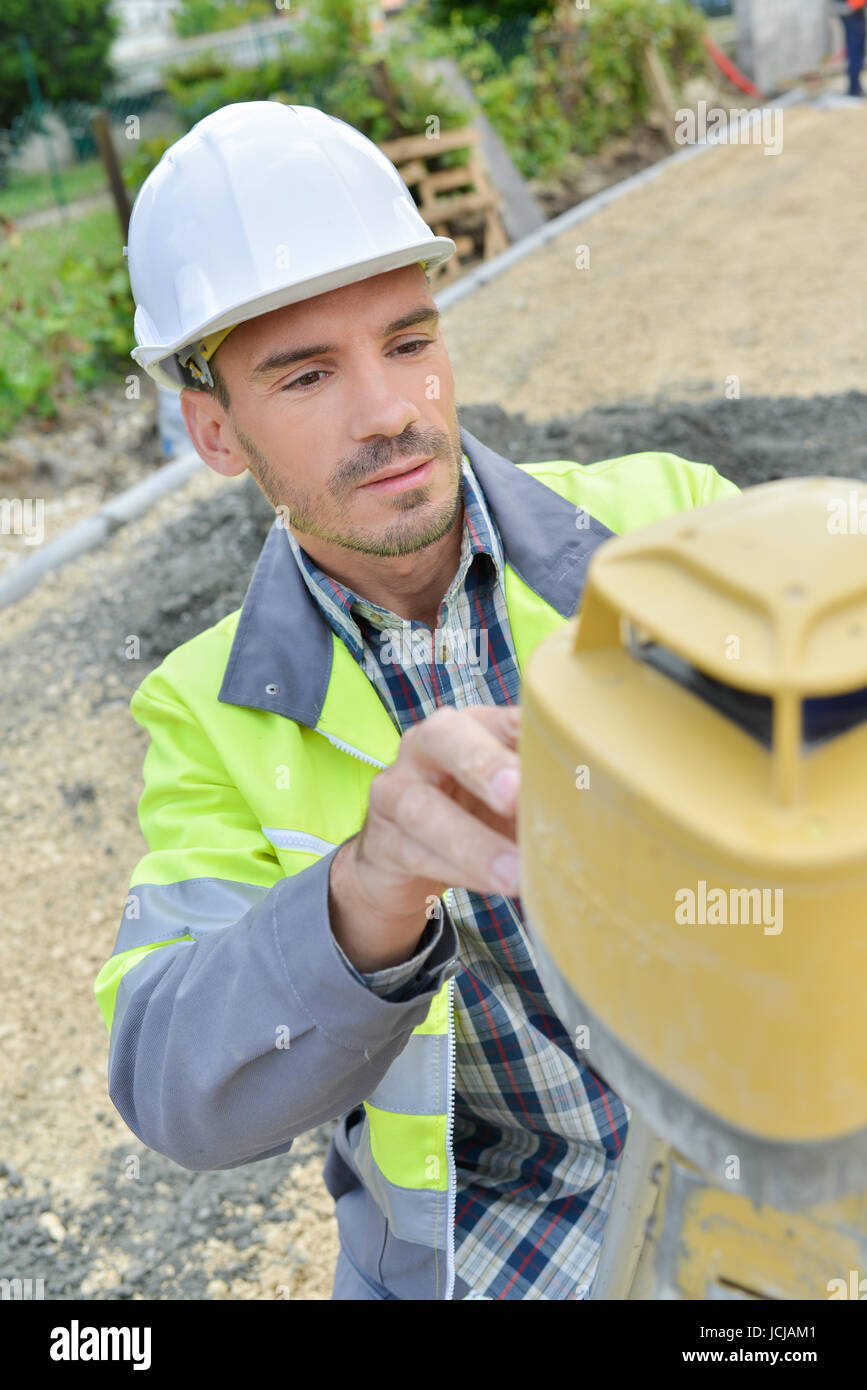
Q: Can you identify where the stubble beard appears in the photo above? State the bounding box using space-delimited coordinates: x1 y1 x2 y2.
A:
232 418 464 558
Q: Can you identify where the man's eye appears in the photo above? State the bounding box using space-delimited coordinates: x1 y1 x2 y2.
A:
283 339 430 391
283 371 324 392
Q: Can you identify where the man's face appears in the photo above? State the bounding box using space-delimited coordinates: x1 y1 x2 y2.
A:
180 264 464 559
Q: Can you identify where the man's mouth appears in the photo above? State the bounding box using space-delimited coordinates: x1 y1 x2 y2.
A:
359 456 436 493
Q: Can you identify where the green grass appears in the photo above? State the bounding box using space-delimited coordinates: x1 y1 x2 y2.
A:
0 157 139 222
0 205 136 437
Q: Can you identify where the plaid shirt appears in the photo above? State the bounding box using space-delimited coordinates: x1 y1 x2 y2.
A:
284 452 629 1300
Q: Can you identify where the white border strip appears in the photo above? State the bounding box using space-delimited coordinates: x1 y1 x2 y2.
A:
0 87 805 610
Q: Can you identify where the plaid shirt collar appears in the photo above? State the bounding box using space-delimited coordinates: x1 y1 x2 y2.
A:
284 452 506 660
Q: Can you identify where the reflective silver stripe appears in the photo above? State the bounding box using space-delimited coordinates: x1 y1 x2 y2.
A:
261 826 339 856
365 1032 449 1116
349 1111 450 1250
113 878 271 953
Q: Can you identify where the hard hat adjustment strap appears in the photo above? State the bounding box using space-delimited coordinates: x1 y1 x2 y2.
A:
177 345 215 389
177 324 236 389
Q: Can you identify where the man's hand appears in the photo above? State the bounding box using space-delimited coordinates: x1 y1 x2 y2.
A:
328 705 521 973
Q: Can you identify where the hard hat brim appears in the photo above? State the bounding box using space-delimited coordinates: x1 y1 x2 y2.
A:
133 236 457 393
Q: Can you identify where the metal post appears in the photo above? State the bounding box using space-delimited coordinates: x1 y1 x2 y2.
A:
15 34 67 217
90 108 130 240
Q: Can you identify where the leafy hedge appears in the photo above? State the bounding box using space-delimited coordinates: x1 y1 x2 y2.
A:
162 0 471 143
418 0 708 175
0 209 134 435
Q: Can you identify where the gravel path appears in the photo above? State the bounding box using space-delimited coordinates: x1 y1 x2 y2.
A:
443 99 867 414
2 92 866 1302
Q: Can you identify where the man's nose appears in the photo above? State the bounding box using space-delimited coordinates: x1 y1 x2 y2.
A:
345 357 420 445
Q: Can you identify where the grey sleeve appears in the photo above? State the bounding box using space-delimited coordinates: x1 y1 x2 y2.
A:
106 847 461 1171
332 912 449 1000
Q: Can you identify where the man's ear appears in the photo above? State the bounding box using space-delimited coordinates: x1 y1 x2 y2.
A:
178 386 248 478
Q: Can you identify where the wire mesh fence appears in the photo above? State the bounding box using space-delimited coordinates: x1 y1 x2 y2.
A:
0 95 162 220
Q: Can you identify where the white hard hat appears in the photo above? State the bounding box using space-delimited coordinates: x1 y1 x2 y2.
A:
126 101 457 392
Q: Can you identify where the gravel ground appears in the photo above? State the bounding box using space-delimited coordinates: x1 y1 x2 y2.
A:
0 376 164 579
443 99 867 415
2 91 866 1303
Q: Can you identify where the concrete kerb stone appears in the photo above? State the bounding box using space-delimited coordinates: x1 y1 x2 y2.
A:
0 86 806 612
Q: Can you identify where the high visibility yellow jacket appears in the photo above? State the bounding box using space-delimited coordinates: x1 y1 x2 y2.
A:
94 426 739 1300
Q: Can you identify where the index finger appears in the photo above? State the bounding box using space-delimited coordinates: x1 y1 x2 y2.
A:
409 705 522 813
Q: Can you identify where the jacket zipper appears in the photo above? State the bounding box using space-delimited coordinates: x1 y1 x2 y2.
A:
314 728 387 768
444 966 457 1300
316 724 458 1300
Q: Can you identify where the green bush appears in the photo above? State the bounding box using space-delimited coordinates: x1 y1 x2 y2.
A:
567 0 707 152
416 0 708 176
0 210 134 434
163 0 471 144
423 0 556 28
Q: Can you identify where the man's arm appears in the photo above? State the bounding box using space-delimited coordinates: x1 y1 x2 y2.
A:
96 679 461 1172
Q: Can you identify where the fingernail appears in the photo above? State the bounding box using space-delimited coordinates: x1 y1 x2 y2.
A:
490 767 520 805
493 853 520 891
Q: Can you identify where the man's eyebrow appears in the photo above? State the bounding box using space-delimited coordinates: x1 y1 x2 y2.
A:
381 304 441 337
249 305 441 381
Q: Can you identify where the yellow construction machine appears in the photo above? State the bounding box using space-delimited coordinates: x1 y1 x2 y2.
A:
519 476 867 1300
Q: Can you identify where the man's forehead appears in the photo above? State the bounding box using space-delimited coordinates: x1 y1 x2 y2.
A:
238 291 439 383
245 263 431 339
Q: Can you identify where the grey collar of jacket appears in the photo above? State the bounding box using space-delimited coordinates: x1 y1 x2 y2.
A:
217 425 614 727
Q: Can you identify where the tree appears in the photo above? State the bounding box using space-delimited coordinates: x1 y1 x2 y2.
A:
0 0 118 130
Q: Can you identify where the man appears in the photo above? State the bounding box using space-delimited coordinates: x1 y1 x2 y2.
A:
833 0 866 98
96 101 739 1300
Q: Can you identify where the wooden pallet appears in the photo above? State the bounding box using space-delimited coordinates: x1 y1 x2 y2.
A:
378 126 509 286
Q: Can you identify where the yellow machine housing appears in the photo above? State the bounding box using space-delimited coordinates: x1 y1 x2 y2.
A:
520 477 867 1212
